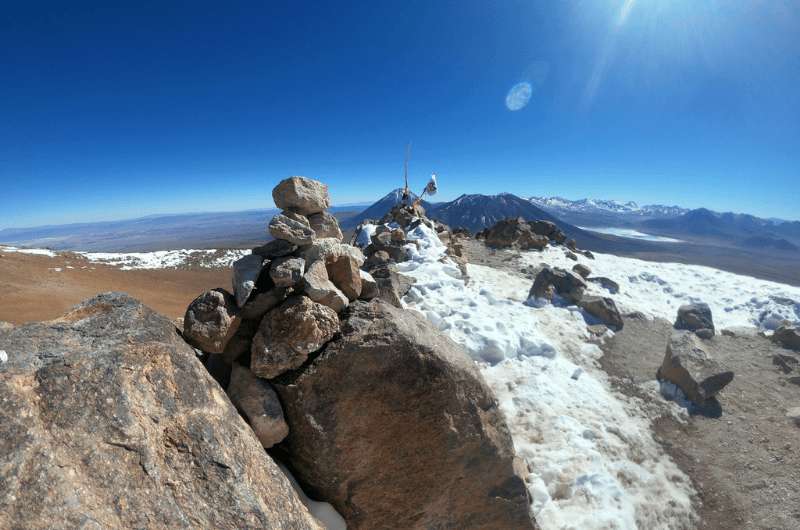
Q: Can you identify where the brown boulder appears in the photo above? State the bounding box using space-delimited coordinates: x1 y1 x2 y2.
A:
326 255 362 301
302 260 349 313
577 295 624 330
529 266 587 304
308 211 343 241
772 324 800 351
0 293 322 529
572 263 591 278
272 300 535 530
657 330 734 404
269 256 305 287
251 295 340 379
272 176 330 215
183 288 241 354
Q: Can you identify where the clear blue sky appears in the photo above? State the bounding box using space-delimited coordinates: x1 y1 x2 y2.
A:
1 1 798 228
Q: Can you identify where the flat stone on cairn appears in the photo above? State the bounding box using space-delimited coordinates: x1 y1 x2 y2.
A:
272 176 331 215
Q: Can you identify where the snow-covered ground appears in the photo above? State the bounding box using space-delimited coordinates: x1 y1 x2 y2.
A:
0 244 249 270
357 223 697 530
78 249 249 270
578 226 683 243
524 247 800 330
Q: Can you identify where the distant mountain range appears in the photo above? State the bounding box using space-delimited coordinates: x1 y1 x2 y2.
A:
529 196 689 218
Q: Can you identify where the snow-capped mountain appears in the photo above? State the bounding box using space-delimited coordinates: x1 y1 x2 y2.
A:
529 196 688 218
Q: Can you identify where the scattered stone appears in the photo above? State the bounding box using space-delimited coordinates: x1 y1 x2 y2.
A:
232 254 266 307
308 211 343 241
302 260 349 313
583 250 596 260
370 265 416 307
358 270 379 300
657 330 734 405
675 303 715 337
578 295 624 330
183 288 241 353
272 300 535 530
326 255 362 301
566 239 577 251
565 251 578 261
269 256 305 287
587 276 620 294
228 364 289 449
695 328 715 340
268 211 315 246
773 353 798 374
251 295 340 379
364 249 391 269
365 231 408 262
772 324 800 351
587 324 609 336
529 266 587 304
787 407 800 426
252 238 298 259
572 263 591 278
272 176 330 215
0 293 322 529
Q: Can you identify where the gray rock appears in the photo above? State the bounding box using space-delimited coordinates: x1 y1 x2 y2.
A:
358 270 379 300
302 260 349 313
240 287 290 322
183 288 241 353
221 317 260 363
253 239 298 259
251 295 340 379
269 256 305 288
772 324 800 351
578 295 624 330
587 276 620 294
0 293 322 530
565 250 578 261
303 237 365 267
272 176 331 215
268 211 315 246
674 303 715 336
529 266 587 304
308 211 343 241
232 254 266 307
657 330 734 404
272 300 535 530
572 263 591 278
228 364 289 449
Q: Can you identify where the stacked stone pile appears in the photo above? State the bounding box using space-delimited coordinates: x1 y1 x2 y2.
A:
182 176 378 449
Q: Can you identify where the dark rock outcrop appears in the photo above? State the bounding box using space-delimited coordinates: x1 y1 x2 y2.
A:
0 293 321 530
529 266 587 304
674 303 715 337
578 295 624 330
273 300 535 530
772 324 800 351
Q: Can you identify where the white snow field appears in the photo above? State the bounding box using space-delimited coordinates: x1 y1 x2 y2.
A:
577 226 683 243
0 245 58 257
79 249 249 270
352 223 699 530
522 247 800 331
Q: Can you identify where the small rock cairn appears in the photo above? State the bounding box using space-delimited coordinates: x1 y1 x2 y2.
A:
182 176 378 449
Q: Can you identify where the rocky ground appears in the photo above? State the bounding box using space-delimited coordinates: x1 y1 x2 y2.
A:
465 237 800 530
0 250 228 323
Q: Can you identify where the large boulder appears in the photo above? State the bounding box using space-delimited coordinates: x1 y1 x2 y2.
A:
308 211 343 241
0 293 322 529
483 217 547 250
674 303 715 337
232 254 266 307
272 300 535 530
772 324 800 351
657 330 734 405
578 295 624 330
326 255 362 301
587 276 620 294
227 364 289 449
303 237 365 267
268 211 315 246
572 263 591 279
529 266 587 304
272 176 330 215
251 295 340 379
183 288 241 353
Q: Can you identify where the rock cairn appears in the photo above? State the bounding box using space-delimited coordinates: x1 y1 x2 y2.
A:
182 176 378 449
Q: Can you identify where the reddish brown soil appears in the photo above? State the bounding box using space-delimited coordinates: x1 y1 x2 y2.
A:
0 251 230 324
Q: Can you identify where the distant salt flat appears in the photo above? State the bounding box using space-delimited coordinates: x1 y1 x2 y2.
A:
579 226 683 243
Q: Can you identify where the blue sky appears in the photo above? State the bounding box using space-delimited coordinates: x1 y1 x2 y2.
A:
1 1 798 228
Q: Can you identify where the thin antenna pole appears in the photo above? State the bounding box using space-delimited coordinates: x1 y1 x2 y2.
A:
402 142 411 205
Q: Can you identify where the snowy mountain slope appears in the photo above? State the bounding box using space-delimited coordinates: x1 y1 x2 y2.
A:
530 196 688 218
386 224 698 530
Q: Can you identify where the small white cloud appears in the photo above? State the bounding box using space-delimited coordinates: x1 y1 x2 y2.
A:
505 82 532 111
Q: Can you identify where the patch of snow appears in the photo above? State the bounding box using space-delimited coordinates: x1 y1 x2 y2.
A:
0 245 57 257
398 224 697 529
0 350 7 363
79 249 250 270
277 463 347 530
522 247 800 330
578 226 683 243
